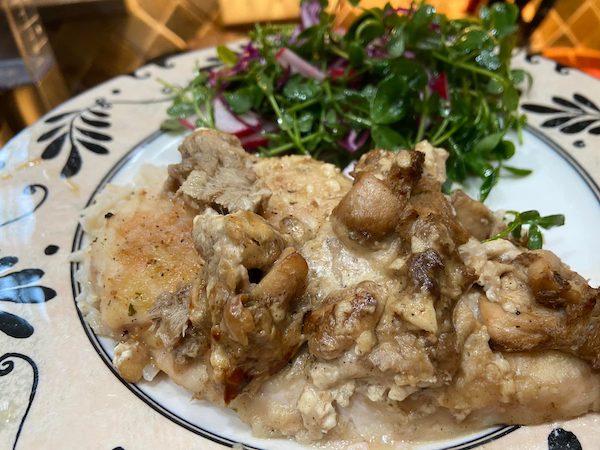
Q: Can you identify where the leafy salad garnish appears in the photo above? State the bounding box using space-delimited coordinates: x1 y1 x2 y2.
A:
160 0 565 246
161 0 532 201
486 210 565 250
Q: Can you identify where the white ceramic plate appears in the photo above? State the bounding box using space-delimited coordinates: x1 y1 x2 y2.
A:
1 45 599 450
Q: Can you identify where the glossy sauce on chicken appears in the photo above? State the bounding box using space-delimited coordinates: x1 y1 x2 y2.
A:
81 129 600 447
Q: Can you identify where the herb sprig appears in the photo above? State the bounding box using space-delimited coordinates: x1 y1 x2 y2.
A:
162 0 530 200
486 210 565 249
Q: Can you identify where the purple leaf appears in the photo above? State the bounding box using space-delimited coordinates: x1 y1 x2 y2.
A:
301 0 322 29
339 129 370 152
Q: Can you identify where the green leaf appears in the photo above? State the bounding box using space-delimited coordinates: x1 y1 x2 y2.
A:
387 27 406 57
483 3 519 39
503 85 520 111
527 224 543 249
389 59 428 91
486 78 504 95
510 69 533 90
538 214 565 229
486 209 565 248
216 45 238 66
371 125 407 150
492 140 516 159
479 165 499 202
167 102 195 118
511 223 522 239
297 111 315 133
454 29 493 55
465 154 492 177
347 42 365 67
356 18 386 44
283 76 321 102
473 132 504 154
441 179 453 194
192 87 208 104
160 118 185 132
519 210 541 222
503 165 532 176
409 4 436 32
348 0 360 5
370 75 408 125
224 88 255 114
278 111 294 131
475 49 501 71
257 71 274 94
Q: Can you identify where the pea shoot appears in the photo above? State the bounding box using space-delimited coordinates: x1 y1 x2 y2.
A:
162 0 534 201
486 210 566 250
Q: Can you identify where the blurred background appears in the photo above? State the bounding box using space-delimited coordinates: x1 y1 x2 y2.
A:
1 0 599 147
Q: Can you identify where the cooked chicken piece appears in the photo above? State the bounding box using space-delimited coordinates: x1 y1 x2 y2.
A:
304 281 385 360
451 190 505 240
440 317 600 425
193 209 309 401
166 128 271 213
351 141 443 183
83 184 204 383
461 239 600 368
85 188 201 331
254 155 351 243
301 146 474 397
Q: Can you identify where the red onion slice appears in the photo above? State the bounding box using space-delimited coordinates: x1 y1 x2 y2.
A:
275 48 325 81
214 97 260 136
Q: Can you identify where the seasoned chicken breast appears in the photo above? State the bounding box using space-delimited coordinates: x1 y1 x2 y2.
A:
82 129 600 448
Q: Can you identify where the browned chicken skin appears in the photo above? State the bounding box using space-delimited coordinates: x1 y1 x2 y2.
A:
85 129 600 446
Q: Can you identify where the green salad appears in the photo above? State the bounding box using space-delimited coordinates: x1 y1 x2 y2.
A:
161 0 564 248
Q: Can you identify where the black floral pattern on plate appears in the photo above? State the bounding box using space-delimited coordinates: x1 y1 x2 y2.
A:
0 255 56 338
37 94 175 178
0 353 38 450
548 428 582 450
0 184 48 228
522 93 600 136
37 100 113 178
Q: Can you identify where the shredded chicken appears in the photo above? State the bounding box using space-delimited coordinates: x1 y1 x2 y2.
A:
85 129 600 447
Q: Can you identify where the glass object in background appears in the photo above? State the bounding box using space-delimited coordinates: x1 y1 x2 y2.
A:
1 0 69 146
529 0 600 77
4 0 69 109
